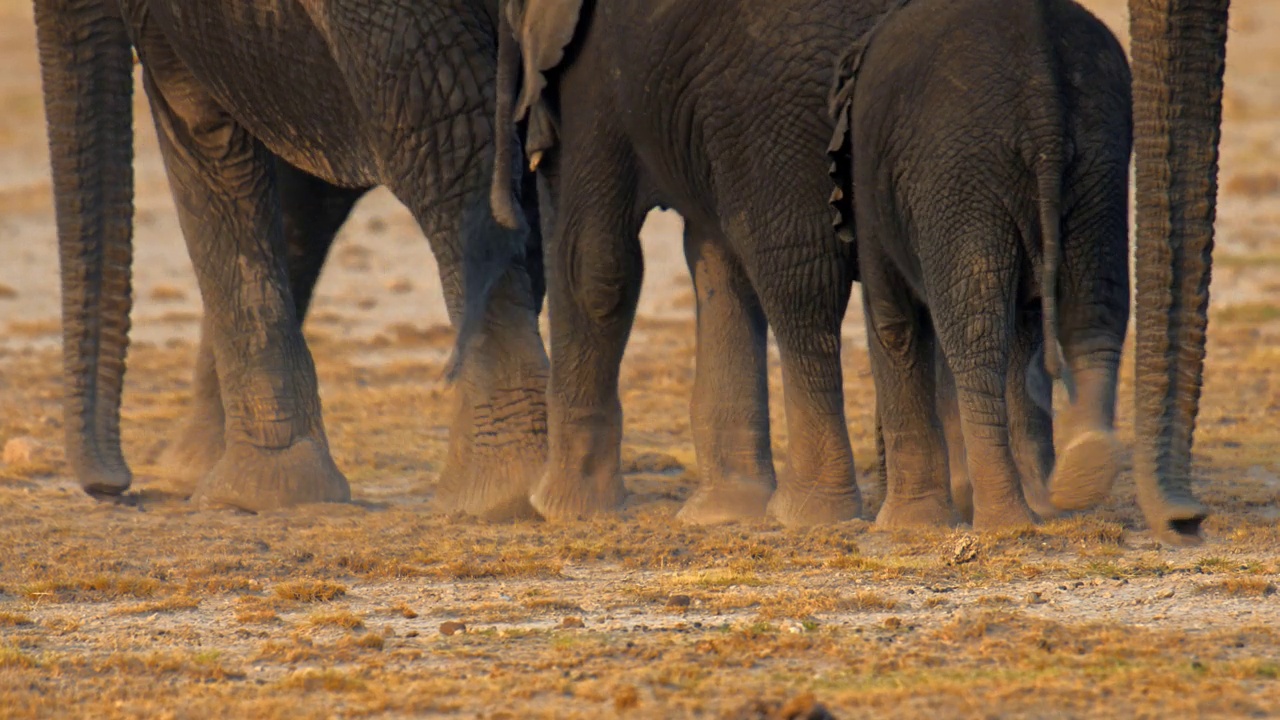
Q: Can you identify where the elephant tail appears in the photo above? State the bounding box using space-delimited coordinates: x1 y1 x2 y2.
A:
1029 0 1074 398
490 5 524 231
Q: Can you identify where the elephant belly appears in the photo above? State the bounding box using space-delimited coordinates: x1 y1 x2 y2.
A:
143 0 378 186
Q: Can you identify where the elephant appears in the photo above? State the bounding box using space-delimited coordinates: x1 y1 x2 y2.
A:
830 0 1133 529
488 0 941 527
1125 0 1229 545
33 0 550 515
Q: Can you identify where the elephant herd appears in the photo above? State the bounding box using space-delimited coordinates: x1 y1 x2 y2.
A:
32 0 1229 545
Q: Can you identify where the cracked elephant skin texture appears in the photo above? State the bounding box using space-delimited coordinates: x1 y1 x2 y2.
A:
839 0 1133 531
491 0 933 527
33 0 549 515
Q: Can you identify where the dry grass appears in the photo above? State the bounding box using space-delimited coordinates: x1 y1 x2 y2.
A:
272 580 348 603
2 0 1280 716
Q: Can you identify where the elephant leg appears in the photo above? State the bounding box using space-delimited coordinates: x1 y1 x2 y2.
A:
1046 170 1131 515
932 276 1034 531
675 224 775 525
934 346 972 524
757 236 860 527
529 153 641 520
141 60 348 510
399 186 548 521
162 159 365 487
1007 308 1057 519
860 252 953 529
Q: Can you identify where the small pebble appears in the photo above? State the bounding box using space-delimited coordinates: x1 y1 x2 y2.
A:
439 621 466 636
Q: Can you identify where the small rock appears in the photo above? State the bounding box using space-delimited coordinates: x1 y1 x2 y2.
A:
405 630 419 638
1156 588 1175 600
782 620 807 634
3 437 43 466
439 620 466 636
666 594 692 611
356 297 378 310
560 616 585 629
948 535 980 565
0 283 18 300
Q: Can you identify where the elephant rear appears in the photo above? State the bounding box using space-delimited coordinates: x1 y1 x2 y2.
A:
838 0 1134 529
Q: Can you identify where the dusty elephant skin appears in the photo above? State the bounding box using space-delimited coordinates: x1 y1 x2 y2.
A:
1127 0 1229 546
491 0 919 527
32 0 550 515
835 0 1133 531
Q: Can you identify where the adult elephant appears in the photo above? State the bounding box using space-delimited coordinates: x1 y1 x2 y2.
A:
33 0 549 516
1125 0 1229 545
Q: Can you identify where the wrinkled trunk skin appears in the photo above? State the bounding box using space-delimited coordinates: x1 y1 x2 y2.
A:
34 0 135 496
1129 0 1229 545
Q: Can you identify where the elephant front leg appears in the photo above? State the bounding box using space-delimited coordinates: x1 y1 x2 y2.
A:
529 159 641 520
675 229 776 525
161 161 363 489
144 69 348 511
1007 311 1057 519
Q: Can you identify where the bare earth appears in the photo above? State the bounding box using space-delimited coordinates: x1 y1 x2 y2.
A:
2 1 1280 718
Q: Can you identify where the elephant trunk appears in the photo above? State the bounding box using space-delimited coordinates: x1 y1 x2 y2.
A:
1128 0 1229 544
34 0 136 496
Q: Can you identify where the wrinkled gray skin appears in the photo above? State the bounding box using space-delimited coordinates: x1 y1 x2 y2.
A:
839 0 1132 530
1126 0 1228 546
33 0 549 515
162 156 546 506
491 0 926 526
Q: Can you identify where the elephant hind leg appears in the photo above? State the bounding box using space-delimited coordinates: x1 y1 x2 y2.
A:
161 161 365 490
676 224 776 525
859 247 953 530
755 228 861 527
528 150 643 521
141 50 347 510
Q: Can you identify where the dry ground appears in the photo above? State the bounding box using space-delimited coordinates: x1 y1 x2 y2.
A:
2 1 1280 718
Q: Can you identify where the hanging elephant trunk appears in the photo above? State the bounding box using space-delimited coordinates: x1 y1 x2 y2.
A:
1127 0 1230 545
33 0 136 496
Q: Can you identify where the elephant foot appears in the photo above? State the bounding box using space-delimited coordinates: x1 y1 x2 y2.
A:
676 478 774 525
972 499 1037 533
767 485 861 528
1138 487 1208 547
73 460 133 499
875 492 957 529
1049 430 1124 512
192 438 350 512
1021 476 1061 521
530 470 627 521
436 450 543 521
159 413 225 491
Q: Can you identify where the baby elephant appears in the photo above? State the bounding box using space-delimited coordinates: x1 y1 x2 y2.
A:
832 0 1132 529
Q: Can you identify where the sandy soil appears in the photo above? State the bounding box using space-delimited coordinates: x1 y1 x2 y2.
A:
2 1 1280 717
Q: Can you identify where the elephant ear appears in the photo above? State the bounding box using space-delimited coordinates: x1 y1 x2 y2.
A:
826 0 912 244
826 59 858 245
507 0 586 169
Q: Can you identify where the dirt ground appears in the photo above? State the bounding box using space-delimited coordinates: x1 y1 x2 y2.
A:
2 1 1279 718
